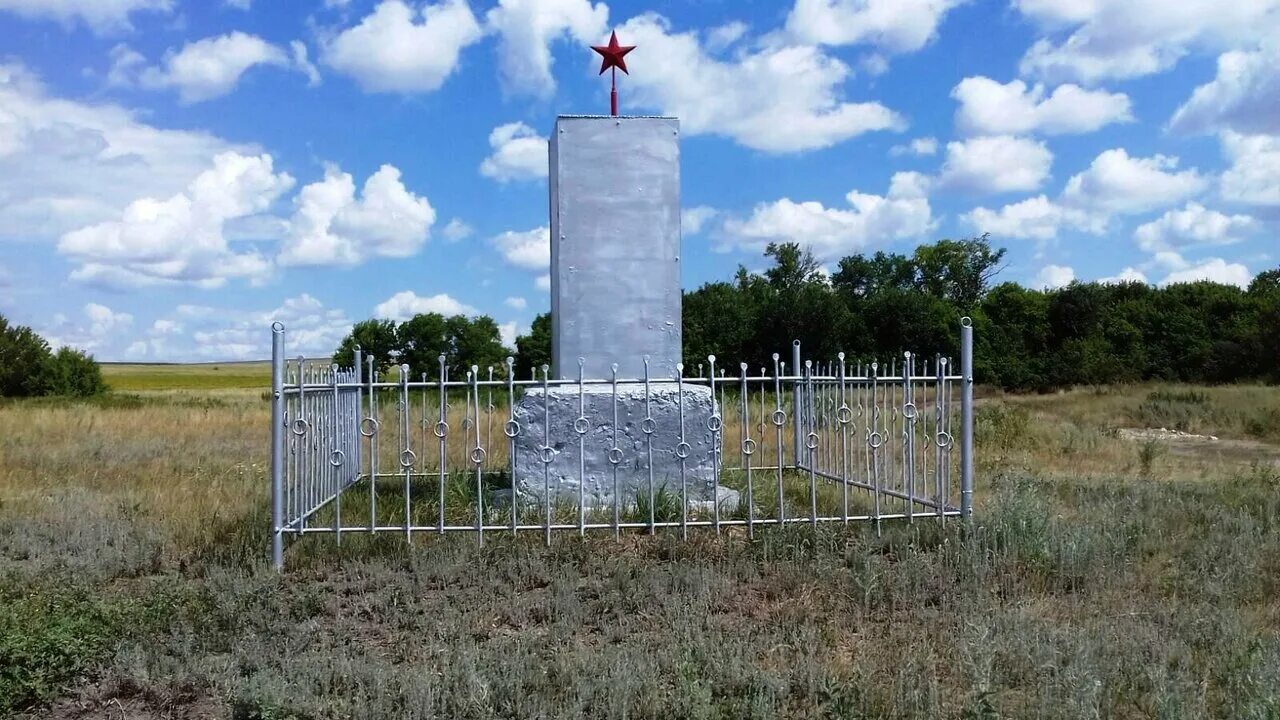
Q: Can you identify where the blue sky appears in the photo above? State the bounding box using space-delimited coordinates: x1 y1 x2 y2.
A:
0 0 1276 361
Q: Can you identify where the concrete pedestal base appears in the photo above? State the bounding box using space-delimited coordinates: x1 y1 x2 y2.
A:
511 383 737 511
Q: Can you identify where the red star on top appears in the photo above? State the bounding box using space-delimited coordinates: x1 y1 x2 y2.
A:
591 30 635 75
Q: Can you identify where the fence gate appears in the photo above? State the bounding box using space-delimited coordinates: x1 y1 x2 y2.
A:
269 319 975 568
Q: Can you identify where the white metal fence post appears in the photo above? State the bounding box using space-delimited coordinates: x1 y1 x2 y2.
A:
270 322 286 569
960 317 974 519
791 340 802 468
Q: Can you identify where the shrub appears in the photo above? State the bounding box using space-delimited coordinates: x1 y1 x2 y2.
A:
0 314 105 398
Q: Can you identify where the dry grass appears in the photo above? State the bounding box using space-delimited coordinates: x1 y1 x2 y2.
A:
1 381 1278 718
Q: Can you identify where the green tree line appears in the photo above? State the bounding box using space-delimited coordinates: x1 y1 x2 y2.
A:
0 314 106 397
334 236 1279 390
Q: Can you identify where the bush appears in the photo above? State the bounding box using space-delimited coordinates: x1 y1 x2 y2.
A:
0 315 105 398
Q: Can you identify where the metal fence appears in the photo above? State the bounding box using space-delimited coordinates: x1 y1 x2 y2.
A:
269 319 975 568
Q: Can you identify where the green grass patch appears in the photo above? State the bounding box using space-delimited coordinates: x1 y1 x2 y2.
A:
102 362 272 391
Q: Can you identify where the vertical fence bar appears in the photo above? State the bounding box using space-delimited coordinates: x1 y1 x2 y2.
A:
270 322 285 570
506 357 518 535
708 355 721 535
960 317 974 519
790 340 802 468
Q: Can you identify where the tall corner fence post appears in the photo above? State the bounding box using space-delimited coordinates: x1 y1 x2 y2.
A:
270 321 286 570
791 339 802 468
959 316 974 520
353 346 363 481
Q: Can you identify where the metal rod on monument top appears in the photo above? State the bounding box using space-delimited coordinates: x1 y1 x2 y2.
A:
592 30 634 117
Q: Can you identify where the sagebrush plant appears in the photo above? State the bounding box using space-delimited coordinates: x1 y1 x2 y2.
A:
2 383 1280 718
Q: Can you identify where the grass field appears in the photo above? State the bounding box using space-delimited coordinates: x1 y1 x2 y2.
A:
101 361 273 391
2 368 1279 718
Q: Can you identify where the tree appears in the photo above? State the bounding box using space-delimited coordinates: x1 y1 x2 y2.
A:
911 234 1005 309
395 313 451 379
447 315 507 380
0 314 105 398
514 313 551 380
45 347 106 396
333 319 398 374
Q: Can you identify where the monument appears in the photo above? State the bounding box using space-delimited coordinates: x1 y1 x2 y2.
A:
511 32 734 512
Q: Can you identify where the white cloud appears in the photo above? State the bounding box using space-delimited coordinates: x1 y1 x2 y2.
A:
373 291 479 320
616 14 903 152
682 206 717 235
323 0 483 93
1220 132 1280 205
290 41 322 87
1133 202 1256 252
938 135 1053 194
890 136 937 156
0 63 249 243
504 296 527 310
479 122 548 182
1014 0 1280 84
279 164 435 266
785 0 962 53
498 320 519 347
1098 267 1149 284
1061 148 1206 215
175 294 352 362
492 226 550 270
57 152 293 289
484 0 608 97
721 171 933 261
0 0 170 33
706 21 748 52
962 195 1098 240
1031 264 1074 289
535 274 551 291
121 33 292 103
1170 46 1280 136
1160 258 1253 288
40 302 134 355
952 76 1131 135
441 217 474 242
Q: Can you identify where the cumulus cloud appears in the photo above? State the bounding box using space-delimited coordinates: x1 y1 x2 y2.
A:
279 164 435 266
504 296 527 310
485 0 608 97
492 226 550 270
1160 258 1253 288
962 195 1098 240
479 122 548 182
1061 148 1206 215
535 274 551 291
116 32 300 103
1170 46 1280 136
1133 202 1256 252
1031 264 1074 289
1013 0 1280 84
1219 132 1280 205
615 13 903 152
323 0 483 93
720 172 933 261
681 206 717 235
57 152 293 289
938 136 1053 194
373 291 479 320
784 0 963 53
1098 267 1149 284
39 302 134 355
952 76 1131 135
0 63 249 243
890 137 937 156
441 217 474 242
0 0 170 33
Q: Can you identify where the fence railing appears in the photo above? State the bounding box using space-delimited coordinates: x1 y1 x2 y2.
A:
269 319 975 568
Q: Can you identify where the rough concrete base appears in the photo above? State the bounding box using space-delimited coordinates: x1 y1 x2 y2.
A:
511 383 738 512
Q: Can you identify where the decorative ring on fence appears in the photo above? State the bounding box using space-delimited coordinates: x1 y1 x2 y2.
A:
433 421 449 438
707 414 722 432
607 446 624 464
329 449 345 467
742 438 757 456
935 431 953 449
868 431 884 449
806 432 819 450
573 416 590 435
400 450 417 468
539 446 556 464
902 402 918 420
836 406 853 424
470 447 487 465
674 442 691 459
771 409 787 427
360 417 379 437
291 418 309 436
641 417 657 435
461 418 474 432
503 419 520 438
